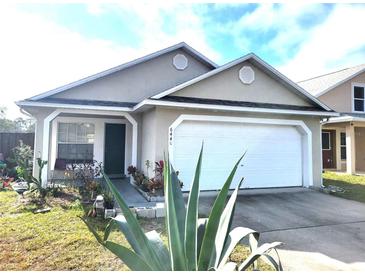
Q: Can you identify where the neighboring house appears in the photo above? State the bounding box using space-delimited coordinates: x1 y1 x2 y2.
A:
17 42 336 190
299 64 365 174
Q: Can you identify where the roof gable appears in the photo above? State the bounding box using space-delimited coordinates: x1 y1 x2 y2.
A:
152 53 330 111
28 42 217 101
298 64 365 97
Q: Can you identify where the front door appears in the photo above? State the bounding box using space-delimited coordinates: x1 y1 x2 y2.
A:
104 123 126 176
322 131 334 169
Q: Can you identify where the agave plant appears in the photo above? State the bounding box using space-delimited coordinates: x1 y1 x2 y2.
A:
83 147 282 271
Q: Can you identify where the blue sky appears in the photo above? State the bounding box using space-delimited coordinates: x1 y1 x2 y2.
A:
18 3 335 65
1 2 365 118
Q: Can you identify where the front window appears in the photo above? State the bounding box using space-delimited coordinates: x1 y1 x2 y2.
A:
57 122 95 163
354 84 365 111
340 132 346 160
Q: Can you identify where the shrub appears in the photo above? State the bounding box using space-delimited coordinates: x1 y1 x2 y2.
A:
83 147 282 271
10 140 33 181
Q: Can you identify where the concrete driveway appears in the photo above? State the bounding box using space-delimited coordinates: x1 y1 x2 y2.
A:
199 188 365 271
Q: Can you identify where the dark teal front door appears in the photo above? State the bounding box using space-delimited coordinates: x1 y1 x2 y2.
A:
104 123 126 176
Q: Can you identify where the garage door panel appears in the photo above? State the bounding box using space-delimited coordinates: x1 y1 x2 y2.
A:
173 120 303 191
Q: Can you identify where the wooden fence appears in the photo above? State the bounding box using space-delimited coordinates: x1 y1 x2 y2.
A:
0 132 35 161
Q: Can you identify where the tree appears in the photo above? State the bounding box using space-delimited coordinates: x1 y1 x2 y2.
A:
0 107 35 133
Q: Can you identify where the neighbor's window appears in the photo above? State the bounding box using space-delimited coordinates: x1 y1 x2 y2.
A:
57 122 95 163
322 132 331 150
340 132 346 160
354 85 365 111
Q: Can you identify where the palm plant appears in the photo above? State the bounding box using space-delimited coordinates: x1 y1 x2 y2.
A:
83 147 282 271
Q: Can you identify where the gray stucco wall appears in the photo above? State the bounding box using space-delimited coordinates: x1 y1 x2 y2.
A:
50 48 212 103
173 60 312 107
140 106 323 188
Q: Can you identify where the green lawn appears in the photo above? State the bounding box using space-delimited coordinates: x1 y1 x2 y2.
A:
323 171 365 203
0 189 272 271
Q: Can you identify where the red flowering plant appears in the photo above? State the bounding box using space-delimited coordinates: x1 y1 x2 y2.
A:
0 176 14 190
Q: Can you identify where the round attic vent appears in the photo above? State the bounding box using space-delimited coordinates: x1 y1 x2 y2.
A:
173 54 188 70
239 66 255 84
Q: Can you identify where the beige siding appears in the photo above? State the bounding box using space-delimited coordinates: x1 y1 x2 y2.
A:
51 49 212 103
355 127 365 172
140 108 157 174
318 71 365 112
173 61 312 107
142 106 323 187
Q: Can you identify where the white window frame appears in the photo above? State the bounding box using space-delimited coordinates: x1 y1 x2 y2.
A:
322 131 331 151
352 82 365 112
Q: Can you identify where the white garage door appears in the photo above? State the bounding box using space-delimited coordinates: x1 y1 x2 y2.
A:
172 120 303 191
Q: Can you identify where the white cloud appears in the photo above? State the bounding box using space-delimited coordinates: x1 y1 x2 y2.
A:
0 3 219 119
220 3 325 55
278 4 365 81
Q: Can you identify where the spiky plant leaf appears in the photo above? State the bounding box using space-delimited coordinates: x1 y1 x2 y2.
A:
112 215 143 256
103 219 114 242
164 160 187 270
212 180 243 268
81 217 103 245
145 230 171 270
197 218 208 259
185 145 203 270
217 227 259 269
104 241 153 271
238 242 282 271
198 154 245 270
103 173 165 270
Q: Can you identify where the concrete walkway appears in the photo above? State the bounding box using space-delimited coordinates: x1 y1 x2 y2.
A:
199 188 365 271
111 178 155 207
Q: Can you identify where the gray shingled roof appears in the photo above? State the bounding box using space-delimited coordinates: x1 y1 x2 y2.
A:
159 96 328 112
298 64 365 97
38 98 137 107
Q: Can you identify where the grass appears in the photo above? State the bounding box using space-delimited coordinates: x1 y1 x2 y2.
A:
323 171 365 203
0 189 273 271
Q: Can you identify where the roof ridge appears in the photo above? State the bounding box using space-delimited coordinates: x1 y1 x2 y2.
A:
298 63 365 83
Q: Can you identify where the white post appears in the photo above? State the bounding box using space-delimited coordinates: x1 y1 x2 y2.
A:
346 124 356 174
41 110 60 186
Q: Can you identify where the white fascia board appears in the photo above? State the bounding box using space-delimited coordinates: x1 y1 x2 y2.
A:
248 54 332 111
136 99 339 117
28 42 217 101
16 100 133 112
180 42 218 68
151 53 331 111
324 115 365 124
17 98 338 117
312 68 365 98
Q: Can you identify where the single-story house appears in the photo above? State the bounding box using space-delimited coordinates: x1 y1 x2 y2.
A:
17 42 337 190
299 64 365 174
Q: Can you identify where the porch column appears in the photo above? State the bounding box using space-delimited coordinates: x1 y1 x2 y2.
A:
41 110 61 185
346 124 356 174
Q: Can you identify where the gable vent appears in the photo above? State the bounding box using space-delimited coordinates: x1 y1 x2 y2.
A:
239 66 255 84
173 54 188 70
